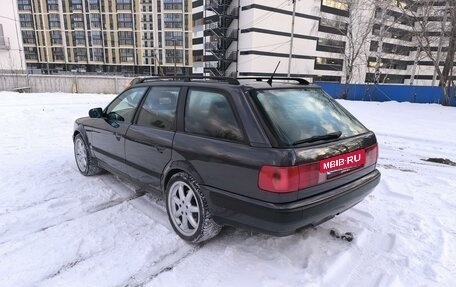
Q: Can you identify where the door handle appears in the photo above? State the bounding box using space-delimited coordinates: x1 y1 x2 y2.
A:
154 144 165 153
114 132 122 141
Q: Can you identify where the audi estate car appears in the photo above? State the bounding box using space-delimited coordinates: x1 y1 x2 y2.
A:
73 76 381 243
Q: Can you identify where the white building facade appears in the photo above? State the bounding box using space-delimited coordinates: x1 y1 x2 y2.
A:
0 0 26 72
192 0 453 85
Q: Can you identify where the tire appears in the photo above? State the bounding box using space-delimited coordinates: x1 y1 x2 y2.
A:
165 172 222 243
74 134 102 176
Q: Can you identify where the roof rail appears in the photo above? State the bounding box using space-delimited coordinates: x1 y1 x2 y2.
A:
137 76 240 85
236 77 310 85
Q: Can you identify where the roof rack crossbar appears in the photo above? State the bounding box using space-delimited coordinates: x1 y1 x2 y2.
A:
236 77 310 85
137 76 240 85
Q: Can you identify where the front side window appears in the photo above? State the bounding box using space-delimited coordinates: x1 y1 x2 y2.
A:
136 86 180 130
254 88 368 146
105 87 147 123
185 89 243 142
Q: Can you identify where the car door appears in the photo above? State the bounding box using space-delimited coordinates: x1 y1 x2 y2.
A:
173 87 256 193
124 86 181 190
88 86 148 172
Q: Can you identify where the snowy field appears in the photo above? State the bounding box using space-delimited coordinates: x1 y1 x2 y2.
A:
0 91 455 287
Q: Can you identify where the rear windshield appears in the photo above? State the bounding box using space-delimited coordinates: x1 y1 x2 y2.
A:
253 88 368 146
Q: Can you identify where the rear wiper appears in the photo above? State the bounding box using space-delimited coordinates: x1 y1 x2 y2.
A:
292 131 342 145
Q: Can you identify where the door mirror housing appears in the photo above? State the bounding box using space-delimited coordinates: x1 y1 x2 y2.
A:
89 107 103 118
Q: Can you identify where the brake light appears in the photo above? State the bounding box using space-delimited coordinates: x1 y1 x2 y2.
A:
365 144 379 167
259 145 378 193
298 163 321 189
258 163 320 193
258 166 299 193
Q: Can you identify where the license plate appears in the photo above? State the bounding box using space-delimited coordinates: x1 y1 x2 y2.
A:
320 149 366 173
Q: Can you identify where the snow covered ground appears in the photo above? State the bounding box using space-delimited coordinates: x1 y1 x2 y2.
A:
0 91 455 287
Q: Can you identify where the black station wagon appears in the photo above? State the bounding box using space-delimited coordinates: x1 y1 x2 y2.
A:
73 77 380 243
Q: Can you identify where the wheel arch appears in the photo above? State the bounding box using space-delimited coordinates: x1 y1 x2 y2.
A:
161 161 204 192
73 125 89 142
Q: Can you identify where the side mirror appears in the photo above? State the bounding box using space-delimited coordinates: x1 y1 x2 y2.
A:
89 107 103 118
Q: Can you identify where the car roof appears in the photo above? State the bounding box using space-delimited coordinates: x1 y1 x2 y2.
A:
130 76 319 90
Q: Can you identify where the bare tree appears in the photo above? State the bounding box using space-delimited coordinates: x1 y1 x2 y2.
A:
342 0 376 84
398 0 456 106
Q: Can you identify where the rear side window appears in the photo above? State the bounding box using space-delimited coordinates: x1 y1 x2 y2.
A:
254 88 367 146
136 86 180 130
185 89 244 142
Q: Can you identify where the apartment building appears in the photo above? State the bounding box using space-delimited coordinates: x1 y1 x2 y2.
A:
192 0 453 85
17 0 192 74
0 0 25 72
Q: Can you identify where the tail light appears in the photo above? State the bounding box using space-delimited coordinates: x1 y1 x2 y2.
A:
259 144 379 193
258 166 299 193
258 163 321 193
365 144 379 167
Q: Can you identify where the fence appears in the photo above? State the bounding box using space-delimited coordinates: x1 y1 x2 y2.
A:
1 74 456 106
0 74 133 94
316 82 456 106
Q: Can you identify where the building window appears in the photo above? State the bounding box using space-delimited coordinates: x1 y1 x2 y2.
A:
52 47 64 61
369 41 410 56
22 30 35 44
117 0 131 10
47 0 59 11
118 31 134 45
163 13 182 28
319 18 347 35
90 31 102 45
0 24 8 49
89 0 100 10
24 47 38 60
49 14 60 28
314 57 344 71
367 57 408 70
165 49 183 63
74 48 87 61
71 14 84 29
90 14 101 28
71 0 83 10
92 48 104 61
51 31 62 44
117 14 133 28
163 0 182 10
20 14 34 28
322 0 348 11
120 48 134 62
365 73 406 84
313 75 341 83
73 31 86 45
165 31 183 46
372 24 412 41
18 0 32 11
316 38 346 53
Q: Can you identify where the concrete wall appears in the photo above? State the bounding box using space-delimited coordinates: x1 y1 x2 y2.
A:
0 74 133 94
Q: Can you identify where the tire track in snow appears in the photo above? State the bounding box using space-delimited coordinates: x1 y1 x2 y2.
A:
0 192 145 246
99 177 205 287
119 243 202 287
99 176 172 230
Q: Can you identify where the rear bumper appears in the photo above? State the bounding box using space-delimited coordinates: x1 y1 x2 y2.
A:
202 169 381 236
